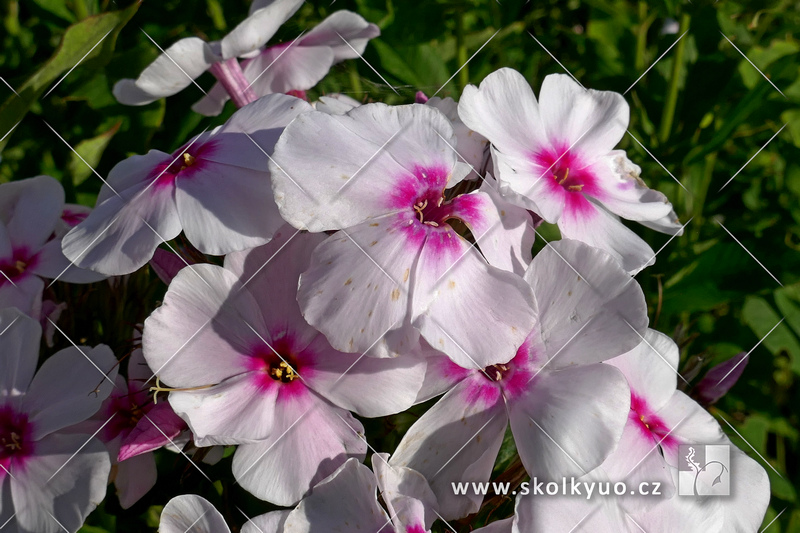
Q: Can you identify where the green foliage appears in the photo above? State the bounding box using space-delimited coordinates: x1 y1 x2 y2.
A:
2 0 799 530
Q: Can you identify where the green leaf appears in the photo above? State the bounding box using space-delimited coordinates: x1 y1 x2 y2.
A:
30 0 77 23
0 2 139 153
742 296 800 375
67 121 120 186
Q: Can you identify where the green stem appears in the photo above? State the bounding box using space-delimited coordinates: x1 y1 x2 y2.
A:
348 63 363 100
690 151 716 242
456 9 468 92
635 2 648 71
658 12 691 144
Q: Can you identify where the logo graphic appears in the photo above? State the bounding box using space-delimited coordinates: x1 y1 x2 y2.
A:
678 444 730 496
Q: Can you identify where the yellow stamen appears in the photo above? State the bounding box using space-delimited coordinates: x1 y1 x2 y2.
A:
269 361 298 383
557 167 570 185
14 260 26 274
567 184 584 192
2 432 22 451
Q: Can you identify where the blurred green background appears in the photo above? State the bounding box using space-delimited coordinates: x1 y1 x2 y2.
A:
1 0 798 531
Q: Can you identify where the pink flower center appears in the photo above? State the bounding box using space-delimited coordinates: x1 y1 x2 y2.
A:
149 141 218 190
0 406 33 473
482 363 512 382
412 192 458 228
248 336 304 390
0 248 35 286
534 147 597 194
630 394 676 449
103 387 152 442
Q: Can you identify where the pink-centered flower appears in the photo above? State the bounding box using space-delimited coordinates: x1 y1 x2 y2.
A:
142 227 428 505
75 345 186 509
389 240 648 520
193 10 380 116
601 330 770 531
0 308 117 533
0 176 105 318
269 102 537 368
458 68 683 273
62 94 311 276
114 0 304 107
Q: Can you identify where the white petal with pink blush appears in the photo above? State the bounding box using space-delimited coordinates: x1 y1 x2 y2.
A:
142 227 426 504
604 330 771 530
391 240 644 520
62 94 312 276
459 68 683 273
0 177 105 317
0 308 116 533
270 102 537 368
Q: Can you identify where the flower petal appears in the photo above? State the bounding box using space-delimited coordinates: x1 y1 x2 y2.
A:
225 227 325 342
299 10 380 62
191 81 230 116
113 38 218 105
458 68 548 158
242 511 290 533
513 490 629 533
114 452 157 509
221 0 304 59
232 392 366 506
297 217 417 358
607 329 680 411
390 379 508 520
558 198 656 274
0 176 63 250
283 458 392 533
0 276 43 319
538 73 628 158
142 263 265 387
159 494 230 533
0 309 40 397
598 420 675 515
9 434 110 533
118 401 187 462
653 391 727 465
169 373 280 446
373 453 438 532
29 239 107 283
303 333 426 417
243 44 335 96
61 171 182 276
525 238 648 367
590 151 674 222
23 344 118 439
270 103 456 231
508 363 629 479
414 233 537 369
458 180 535 276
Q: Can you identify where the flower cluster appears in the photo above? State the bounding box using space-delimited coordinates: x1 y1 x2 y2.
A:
0 1 770 531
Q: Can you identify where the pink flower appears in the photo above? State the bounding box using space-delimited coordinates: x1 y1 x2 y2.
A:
601 330 770 531
62 94 311 276
390 240 648 519
0 308 118 533
77 346 186 509
193 10 380 116
269 102 537 368
114 0 305 107
0 177 105 318
458 68 683 273
142 227 427 505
